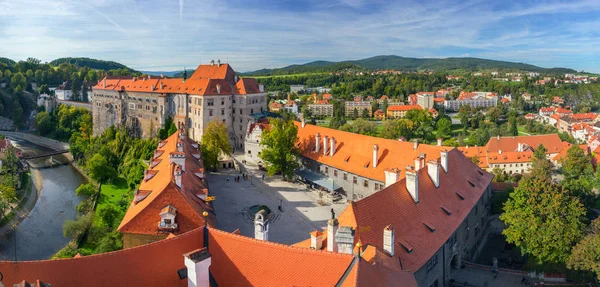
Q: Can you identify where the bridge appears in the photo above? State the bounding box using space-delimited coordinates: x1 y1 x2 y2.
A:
22 150 70 160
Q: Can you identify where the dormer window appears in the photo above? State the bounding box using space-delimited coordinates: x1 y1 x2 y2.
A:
158 205 178 231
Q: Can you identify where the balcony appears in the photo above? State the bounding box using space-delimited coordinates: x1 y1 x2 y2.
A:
157 222 178 231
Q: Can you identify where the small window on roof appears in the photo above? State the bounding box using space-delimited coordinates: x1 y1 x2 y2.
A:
399 240 413 253
441 206 452 215
456 192 465 200
468 180 475 187
423 222 436 232
344 155 350 162
477 170 484 176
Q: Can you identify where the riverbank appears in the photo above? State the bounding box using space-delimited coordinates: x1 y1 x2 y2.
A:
0 168 39 233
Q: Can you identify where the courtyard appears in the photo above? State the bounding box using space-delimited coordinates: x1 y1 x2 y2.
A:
208 162 348 245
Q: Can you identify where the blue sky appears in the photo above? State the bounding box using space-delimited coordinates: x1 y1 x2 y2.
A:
0 0 599 72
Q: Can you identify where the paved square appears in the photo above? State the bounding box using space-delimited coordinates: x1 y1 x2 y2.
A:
208 164 348 245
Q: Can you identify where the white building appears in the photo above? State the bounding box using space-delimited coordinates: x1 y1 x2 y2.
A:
55 81 73 101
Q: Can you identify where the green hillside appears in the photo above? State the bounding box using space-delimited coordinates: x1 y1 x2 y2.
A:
245 55 578 76
50 57 138 73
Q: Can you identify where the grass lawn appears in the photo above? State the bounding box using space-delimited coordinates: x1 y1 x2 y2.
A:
78 177 129 254
517 125 533 136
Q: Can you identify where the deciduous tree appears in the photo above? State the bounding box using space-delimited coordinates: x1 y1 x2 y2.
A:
259 118 299 180
567 218 600 277
201 119 231 171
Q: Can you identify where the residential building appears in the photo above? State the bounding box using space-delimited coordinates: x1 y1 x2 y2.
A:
245 119 269 165
284 100 298 114
444 92 498 112
387 105 422 119
374 109 385 120
345 101 372 117
290 84 305 93
117 126 215 248
417 92 434 110
308 100 334 117
269 102 283 112
92 62 267 150
55 81 72 101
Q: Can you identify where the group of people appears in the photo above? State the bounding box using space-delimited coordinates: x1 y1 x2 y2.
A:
226 172 266 182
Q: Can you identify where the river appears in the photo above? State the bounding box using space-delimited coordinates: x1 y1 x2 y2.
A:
0 138 86 260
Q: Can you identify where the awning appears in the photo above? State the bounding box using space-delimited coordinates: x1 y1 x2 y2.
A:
296 169 341 191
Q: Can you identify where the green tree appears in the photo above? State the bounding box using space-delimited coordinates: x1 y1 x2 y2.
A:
75 183 96 197
1 147 21 188
0 184 16 218
259 118 300 180
63 213 92 240
567 218 600 277
70 73 82 101
10 72 26 91
352 108 358 119
560 145 594 198
533 144 547 160
436 117 452 138
201 119 231 171
471 155 480 166
381 98 389 113
35 111 54 136
501 174 585 264
361 108 369 118
86 153 117 183
99 205 120 228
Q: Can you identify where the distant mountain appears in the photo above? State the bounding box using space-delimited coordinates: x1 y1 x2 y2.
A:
0 57 16 66
244 55 578 76
140 70 182 77
50 57 139 73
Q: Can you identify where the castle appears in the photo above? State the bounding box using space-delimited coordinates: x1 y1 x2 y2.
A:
92 60 267 149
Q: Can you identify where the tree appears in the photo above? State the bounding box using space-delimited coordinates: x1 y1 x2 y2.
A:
500 174 585 264
157 117 177 140
567 218 600 277
99 205 120 228
0 184 16 218
533 144 547 160
35 111 54 136
63 213 92 240
259 118 300 180
381 98 389 113
86 153 117 183
71 73 82 101
560 145 594 198
75 183 96 197
471 155 480 166
436 117 452 138
1 147 21 188
10 72 26 91
352 108 358 119
201 119 232 171
361 108 370 118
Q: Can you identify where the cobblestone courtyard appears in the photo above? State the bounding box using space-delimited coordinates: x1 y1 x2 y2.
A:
208 163 348 245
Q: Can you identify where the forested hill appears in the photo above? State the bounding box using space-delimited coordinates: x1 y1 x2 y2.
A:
0 58 16 66
245 55 578 76
50 57 138 73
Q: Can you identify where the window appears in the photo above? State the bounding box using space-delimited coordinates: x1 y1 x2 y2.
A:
164 219 172 225
209 110 213 116
129 103 135 109
251 108 254 114
343 173 348 181
363 180 368 187
240 109 243 115
334 170 338 177
221 98 225 105
325 167 329 174
221 109 225 116
353 176 357 184
207 99 214 106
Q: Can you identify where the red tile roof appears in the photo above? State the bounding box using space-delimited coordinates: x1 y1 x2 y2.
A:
189 63 236 81
323 93 333 100
486 134 564 154
387 105 422 112
234 78 262 94
0 227 206 286
487 151 533 164
118 129 214 235
295 122 446 182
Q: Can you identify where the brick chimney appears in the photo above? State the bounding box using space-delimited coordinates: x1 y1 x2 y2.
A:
437 138 442 146
323 136 329 156
310 231 323 250
384 168 401 187
383 225 394 256
315 133 321 153
184 248 211 287
405 169 418 203
327 218 339 253
373 144 379 168
413 139 418 150
440 150 448 172
414 157 421 170
174 164 183 188
103 78 106 88
427 160 440 188
330 137 336 157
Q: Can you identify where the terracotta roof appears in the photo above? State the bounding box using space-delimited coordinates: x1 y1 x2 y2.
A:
540 107 556 113
93 77 234 96
433 98 445 103
0 227 206 286
118 129 214 235
556 107 572 114
553 143 588 162
297 149 492 272
317 100 330 105
189 63 236 81
387 105 422 112
295 122 446 182
374 110 385 115
322 93 333 99
248 122 270 135
486 134 564 154
457 146 489 168
234 77 262 95
487 151 533 164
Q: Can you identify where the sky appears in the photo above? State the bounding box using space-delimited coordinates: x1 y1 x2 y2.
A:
0 0 599 73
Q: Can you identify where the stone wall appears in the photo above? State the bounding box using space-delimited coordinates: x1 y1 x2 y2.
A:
0 131 69 151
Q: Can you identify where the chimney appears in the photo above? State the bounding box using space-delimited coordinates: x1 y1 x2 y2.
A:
323 136 329 156
160 73 164 78
174 164 183 188
427 160 440 188
327 218 339 252
440 150 448 173
184 248 211 287
160 81 164 90
517 143 522 152
335 226 355 255
151 85 155 91
437 138 442 146
170 153 186 171
405 169 419 203
373 144 379 168
259 84 265 93
132 76 136 82
497 135 500 140
177 141 184 152
216 84 221 94
383 226 395 256
210 59 214 66
103 78 106 88
384 168 401 187
330 137 336 157
254 210 269 241
315 133 321 153
301 117 306 128
499 149 502 155
413 139 418 150
217 59 221 67
310 231 323 250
